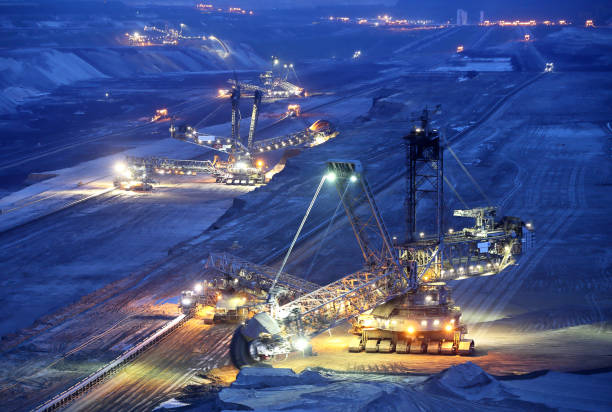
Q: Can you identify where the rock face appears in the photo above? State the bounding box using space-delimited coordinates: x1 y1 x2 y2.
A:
421 361 512 401
229 367 331 389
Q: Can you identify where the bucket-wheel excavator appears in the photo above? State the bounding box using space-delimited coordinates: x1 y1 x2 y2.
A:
202 108 533 366
114 84 337 188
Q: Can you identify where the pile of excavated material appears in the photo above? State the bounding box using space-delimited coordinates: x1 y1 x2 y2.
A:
164 362 611 411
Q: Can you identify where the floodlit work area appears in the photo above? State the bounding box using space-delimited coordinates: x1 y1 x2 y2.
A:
1 1 612 411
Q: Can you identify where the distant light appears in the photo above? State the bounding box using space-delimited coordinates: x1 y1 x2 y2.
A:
448 228 454 234
445 324 453 332
273 58 279 65
433 319 440 326
294 337 309 351
425 295 432 302
407 326 415 334
235 161 247 170
326 172 336 182
114 162 126 173
194 283 203 293
421 320 427 327
419 232 425 238
349 175 357 182
181 298 192 306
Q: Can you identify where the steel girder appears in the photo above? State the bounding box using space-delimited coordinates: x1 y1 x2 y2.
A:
206 253 319 296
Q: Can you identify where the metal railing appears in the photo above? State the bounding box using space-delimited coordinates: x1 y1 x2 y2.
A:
33 314 188 412
206 253 319 295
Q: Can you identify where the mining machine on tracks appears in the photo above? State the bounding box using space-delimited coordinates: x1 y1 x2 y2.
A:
202 108 533 366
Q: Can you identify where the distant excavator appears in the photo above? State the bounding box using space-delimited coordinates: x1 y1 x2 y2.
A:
114 85 338 189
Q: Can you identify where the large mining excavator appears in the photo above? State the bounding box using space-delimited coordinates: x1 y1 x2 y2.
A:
115 85 337 188
167 85 337 186
206 108 533 366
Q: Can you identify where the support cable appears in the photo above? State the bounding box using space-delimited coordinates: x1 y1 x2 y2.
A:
304 184 350 280
443 175 469 209
291 67 302 88
194 99 228 129
268 175 328 303
444 140 493 206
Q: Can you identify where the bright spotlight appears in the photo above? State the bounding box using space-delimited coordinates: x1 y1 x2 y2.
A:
294 337 309 351
349 175 358 182
273 58 279 65
407 326 415 334
194 283 203 293
445 324 453 332
325 172 336 182
114 162 126 173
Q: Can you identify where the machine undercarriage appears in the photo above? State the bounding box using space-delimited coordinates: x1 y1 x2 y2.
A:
349 283 473 355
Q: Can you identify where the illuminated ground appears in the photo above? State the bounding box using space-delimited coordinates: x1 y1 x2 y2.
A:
273 322 612 375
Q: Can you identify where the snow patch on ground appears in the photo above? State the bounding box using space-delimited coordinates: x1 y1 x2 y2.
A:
154 397 190 410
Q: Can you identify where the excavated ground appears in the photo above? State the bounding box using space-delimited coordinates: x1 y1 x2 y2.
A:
1 21 611 411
